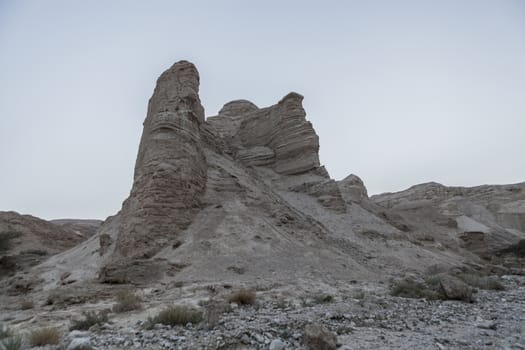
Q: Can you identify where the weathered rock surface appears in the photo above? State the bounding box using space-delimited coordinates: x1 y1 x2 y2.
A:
114 60 208 259
51 219 103 238
0 211 87 278
304 323 338 350
1 59 525 350
437 274 473 302
338 174 368 203
372 182 525 258
17 60 525 293
0 211 85 254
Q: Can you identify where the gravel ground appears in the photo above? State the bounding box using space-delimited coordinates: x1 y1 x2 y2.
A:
47 275 525 350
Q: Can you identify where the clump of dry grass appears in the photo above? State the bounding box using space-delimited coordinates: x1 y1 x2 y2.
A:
390 278 445 300
456 273 505 291
112 290 142 313
29 327 60 346
20 299 34 310
148 306 203 327
69 310 109 331
227 288 256 305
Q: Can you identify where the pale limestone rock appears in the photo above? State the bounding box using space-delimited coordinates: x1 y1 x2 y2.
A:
338 174 368 203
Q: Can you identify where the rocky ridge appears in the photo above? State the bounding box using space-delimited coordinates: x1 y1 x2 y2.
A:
1 60 524 350
26 60 525 290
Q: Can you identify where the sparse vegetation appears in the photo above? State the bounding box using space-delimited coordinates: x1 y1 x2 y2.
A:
353 289 366 300
20 299 34 310
390 279 429 299
21 249 48 256
69 345 94 350
456 273 505 291
29 327 60 346
147 306 203 327
0 231 18 252
1 335 23 350
390 278 445 300
112 290 142 313
500 239 525 257
312 294 334 304
274 298 289 309
69 310 109 331
0 324 11 340
227 288 256 305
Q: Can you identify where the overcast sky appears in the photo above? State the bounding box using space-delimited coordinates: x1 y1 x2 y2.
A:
1 0 524 220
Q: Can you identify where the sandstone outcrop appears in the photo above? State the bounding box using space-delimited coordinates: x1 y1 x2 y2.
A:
372 182 525 257
338 174 368 203
0 211 86 277
114 61 208 259
28 60 525 289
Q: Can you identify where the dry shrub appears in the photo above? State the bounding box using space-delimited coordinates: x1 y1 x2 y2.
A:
228 288 256 305
149 306 203 327
70 310 109 331
456 273 505 291
29 327 60 346
112 290 142 313
390 278 445 300
20 300 34 310
70 345 94 350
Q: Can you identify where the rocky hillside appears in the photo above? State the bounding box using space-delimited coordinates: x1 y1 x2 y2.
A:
0 211 89 278
50 219 103 238
26 60 523 292
1 60 524 350
371 182 525 259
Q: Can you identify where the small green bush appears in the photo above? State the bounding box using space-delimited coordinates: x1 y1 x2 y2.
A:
112 290 142 313
227 289 256 305
70 310 109 331
29 327 60 346
148 306 203 327
0 324 11 339
1 335 23 350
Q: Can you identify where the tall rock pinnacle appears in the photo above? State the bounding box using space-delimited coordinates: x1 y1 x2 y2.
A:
115 61 207 258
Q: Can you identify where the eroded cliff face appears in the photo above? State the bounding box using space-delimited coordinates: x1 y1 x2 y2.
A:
206 92 321 175
32 60 524 288
114 61 208 258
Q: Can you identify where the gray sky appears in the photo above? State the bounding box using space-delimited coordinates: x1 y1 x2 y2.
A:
1 0 524 220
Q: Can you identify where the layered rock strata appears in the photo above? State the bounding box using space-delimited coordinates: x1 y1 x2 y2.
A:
114 61 207 258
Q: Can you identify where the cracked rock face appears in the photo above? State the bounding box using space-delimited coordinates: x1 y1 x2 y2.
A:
34 60 523 288
114 61 207 258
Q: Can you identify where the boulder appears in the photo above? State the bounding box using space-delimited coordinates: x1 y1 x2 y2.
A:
438 274 473 302
303 323 337 350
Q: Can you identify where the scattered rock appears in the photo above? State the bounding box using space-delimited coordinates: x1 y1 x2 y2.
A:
438 274 473 302
304 323 338 350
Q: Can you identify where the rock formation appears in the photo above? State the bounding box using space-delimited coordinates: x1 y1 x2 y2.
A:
0 211 87 278
29 60 525 289
2 59 525 350
114 61 207 259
